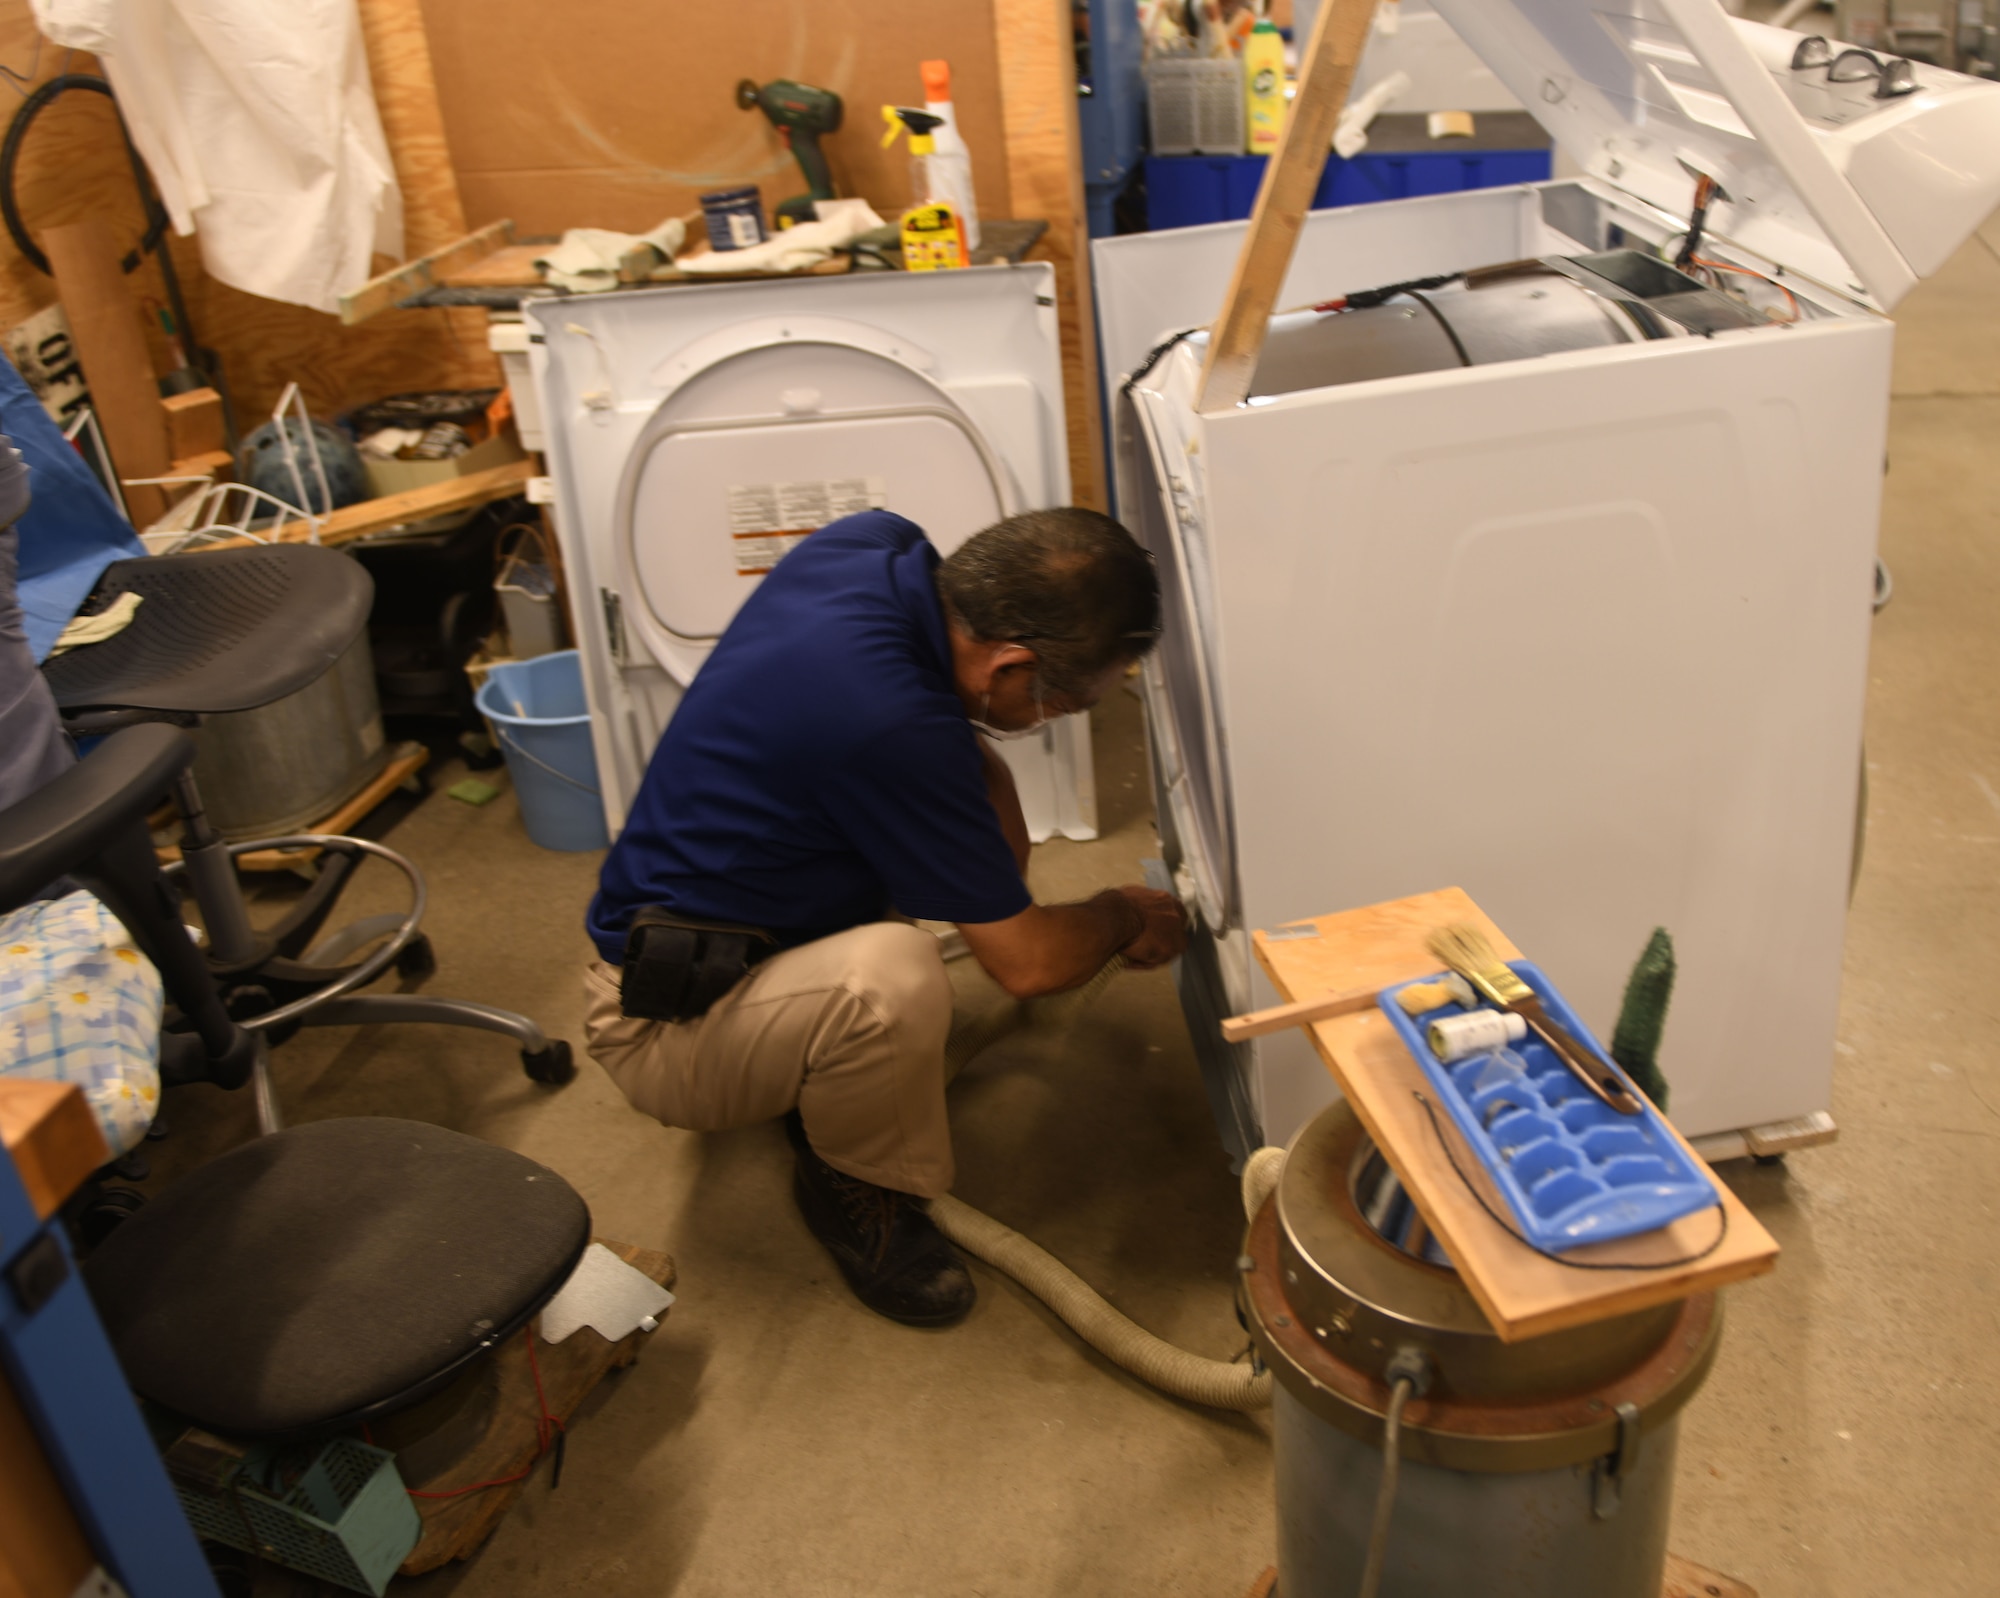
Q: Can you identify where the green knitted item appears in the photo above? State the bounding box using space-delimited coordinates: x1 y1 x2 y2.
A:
1609 927 1676 1110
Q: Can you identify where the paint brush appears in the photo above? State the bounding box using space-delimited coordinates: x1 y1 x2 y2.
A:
1425 923 1644 1115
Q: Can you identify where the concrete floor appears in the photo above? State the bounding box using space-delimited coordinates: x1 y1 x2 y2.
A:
159 226 2000 1597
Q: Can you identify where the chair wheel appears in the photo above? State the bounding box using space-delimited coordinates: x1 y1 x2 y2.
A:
395 933 437 981
77 1186 146 1250
523 1039 576 1085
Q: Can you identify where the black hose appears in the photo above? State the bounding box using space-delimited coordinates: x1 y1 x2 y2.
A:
0 74 167 275
1 72 235 446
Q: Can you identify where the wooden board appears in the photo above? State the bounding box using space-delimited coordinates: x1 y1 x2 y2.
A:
400 1240 676 1574
994 0 1103 509
340 220 516 325
161 387 225 459
1252 888 1779 1343
419 0 1015 253
155 744 432 871
198 459 535 552
1195 0 1378 412
0 1363 97 1598
440 243 550 288
44 217 171 526
0 1081 109 1221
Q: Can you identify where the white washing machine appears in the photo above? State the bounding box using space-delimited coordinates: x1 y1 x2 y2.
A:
525 265 1096 843
1094 2 2000 1163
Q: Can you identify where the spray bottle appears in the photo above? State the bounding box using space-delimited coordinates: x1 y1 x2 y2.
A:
918 59 980 250
1243 17 1287 154
881 106 969 270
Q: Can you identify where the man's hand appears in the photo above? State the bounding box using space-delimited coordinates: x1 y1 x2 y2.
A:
1111 885 1188 970
958 884 1190 999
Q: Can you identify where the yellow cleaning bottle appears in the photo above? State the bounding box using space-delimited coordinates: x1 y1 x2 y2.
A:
881 105 968 271
1243 18 1286 154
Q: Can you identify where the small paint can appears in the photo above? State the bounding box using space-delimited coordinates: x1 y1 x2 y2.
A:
701 187 767 251
1427 1008 1527 1062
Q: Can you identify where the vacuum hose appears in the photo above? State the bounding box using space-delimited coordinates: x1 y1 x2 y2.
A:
927 1140 1287 1412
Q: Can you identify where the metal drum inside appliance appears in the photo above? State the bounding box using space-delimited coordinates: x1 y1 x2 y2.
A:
1242 1100 1720 1598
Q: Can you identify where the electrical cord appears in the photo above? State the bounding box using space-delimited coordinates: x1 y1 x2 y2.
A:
1414 1089 1730 1272
1356 1375 1415 1598
0 74 167 275
1674 174 1717 270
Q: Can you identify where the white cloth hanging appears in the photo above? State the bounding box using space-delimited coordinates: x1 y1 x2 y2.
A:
30 0 403 314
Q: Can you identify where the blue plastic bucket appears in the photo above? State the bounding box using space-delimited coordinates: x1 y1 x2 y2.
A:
475 651 610 851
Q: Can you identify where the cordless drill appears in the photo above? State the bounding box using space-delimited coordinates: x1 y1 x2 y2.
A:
735 78 843 227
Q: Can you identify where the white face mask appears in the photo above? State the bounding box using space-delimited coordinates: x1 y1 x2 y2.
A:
973 684 1049 742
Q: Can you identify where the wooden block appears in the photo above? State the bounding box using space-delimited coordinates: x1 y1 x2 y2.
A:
43 218 170 525
160 387 224 460
1251 888 1779 1343
1243 1567 1277 1598
1195 0 1380 412
400 1241 676 1574
0 1366 97 1598
339 220 516 326
0 1081 109 1220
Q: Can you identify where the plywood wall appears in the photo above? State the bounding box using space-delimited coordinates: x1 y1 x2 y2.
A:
0 0 495 431
0 0 1102 503
420 0 1015 241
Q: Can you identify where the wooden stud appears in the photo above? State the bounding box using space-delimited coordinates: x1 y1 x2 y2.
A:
0 1364 97 1598
43 217 171 525
993 0 1106 510
1195 0 1380 413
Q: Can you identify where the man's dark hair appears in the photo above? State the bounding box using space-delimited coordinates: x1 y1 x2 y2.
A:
936 508 1161 698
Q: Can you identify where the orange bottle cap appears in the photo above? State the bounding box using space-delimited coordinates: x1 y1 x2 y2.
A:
921 59 952 101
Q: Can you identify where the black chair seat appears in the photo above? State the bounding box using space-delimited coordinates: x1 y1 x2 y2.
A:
84 1118 591 1437
43 543 372 716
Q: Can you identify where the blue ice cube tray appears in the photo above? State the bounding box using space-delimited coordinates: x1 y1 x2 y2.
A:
1378 962 1719 1251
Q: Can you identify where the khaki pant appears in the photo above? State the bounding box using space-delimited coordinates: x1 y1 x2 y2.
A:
582 922 957 1197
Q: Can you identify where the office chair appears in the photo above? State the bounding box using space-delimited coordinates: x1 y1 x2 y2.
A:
40 542 575 1123
0 723 593 1445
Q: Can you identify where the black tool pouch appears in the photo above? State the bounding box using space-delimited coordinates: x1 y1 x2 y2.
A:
619 908 780 1023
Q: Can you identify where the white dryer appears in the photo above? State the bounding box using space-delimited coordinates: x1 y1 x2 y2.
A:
525 266 1095 843
1095 4 2000 1163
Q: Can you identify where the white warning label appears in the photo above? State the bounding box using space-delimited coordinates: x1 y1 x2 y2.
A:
727 477 887 575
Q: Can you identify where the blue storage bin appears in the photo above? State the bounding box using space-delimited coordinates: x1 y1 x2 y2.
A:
1145 112 1551 231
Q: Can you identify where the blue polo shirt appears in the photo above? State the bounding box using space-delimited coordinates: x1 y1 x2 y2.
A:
587 511 1032 962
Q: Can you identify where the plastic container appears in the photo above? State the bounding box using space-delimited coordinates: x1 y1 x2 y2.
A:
1378 962 1718 1250
475 650 609 851
920 59 981 249
169 1435 418 1597
1143 140 1551 228
1243 19 1287 153
700 186 767 252
1147 52 1246 156
494 525 561 658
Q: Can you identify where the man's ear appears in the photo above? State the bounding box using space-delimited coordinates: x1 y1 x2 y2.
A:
988 643 1038 679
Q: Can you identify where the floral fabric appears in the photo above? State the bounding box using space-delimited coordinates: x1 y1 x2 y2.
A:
0 889 162 1157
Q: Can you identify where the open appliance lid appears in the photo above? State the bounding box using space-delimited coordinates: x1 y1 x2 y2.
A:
1428 0 2000 308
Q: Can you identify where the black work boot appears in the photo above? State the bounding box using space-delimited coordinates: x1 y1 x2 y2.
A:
784 1112 975 1327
